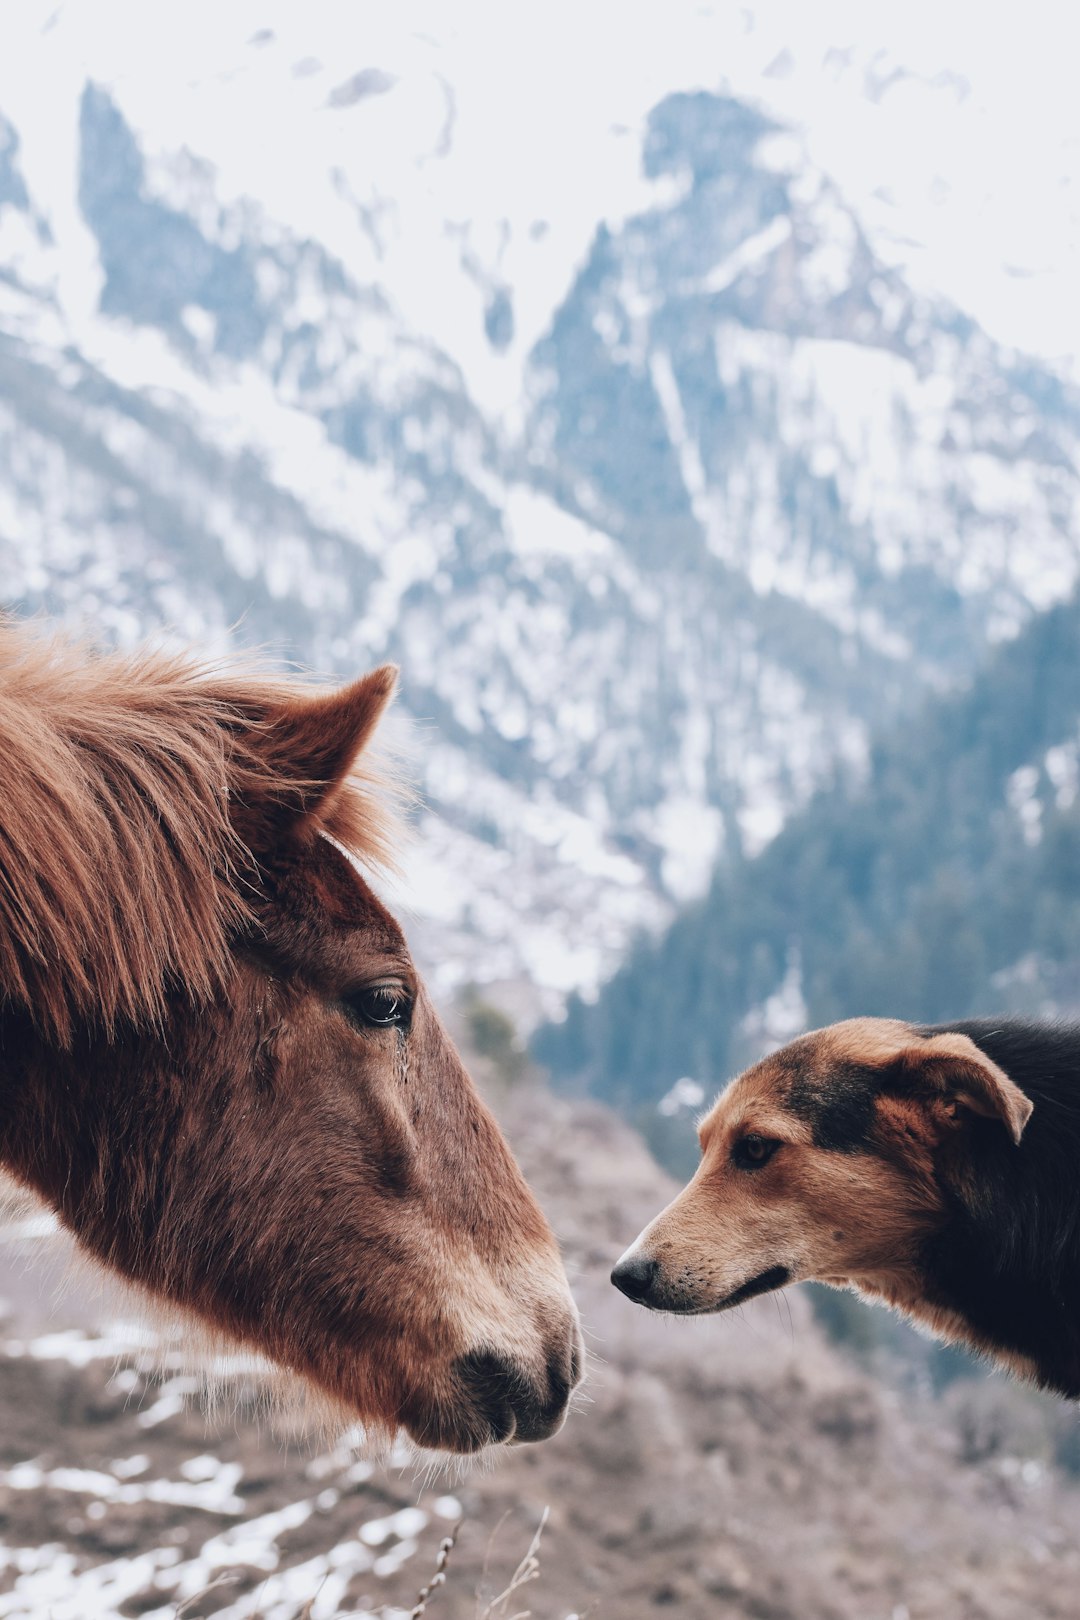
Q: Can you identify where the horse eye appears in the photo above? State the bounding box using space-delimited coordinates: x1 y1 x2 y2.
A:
732 1134 780 1170
345 986 410 1030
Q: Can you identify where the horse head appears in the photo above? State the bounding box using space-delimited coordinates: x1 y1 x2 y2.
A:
0 631 582 1453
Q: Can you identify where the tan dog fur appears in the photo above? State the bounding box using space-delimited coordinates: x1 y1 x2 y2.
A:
616 1018 1035 1373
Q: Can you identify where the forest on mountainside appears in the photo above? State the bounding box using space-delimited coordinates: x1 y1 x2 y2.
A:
537 594 1080 1170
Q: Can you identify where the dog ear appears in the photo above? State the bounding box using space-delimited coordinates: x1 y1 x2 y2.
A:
897 1033 1033 1146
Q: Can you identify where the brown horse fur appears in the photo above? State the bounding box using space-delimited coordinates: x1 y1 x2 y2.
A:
0 620 581 1454
610 1016 1080 1396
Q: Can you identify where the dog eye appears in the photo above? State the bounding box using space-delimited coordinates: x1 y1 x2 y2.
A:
732 1134 780 1170
344 985 411 1030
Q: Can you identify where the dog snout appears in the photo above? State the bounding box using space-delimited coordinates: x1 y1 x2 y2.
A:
611 1251 659 1304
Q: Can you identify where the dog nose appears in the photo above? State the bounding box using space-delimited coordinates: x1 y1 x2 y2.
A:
611 1253 658 1302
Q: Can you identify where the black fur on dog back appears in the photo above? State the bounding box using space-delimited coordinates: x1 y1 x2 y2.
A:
918 1019 1080 1396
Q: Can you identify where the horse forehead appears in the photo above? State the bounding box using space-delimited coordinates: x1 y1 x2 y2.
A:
282 834 408 952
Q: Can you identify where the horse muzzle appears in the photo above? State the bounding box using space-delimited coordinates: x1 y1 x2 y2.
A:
407 1319 584 1453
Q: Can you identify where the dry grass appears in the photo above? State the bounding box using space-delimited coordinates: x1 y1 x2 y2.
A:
173 1572 244 1615
164 1509 565 1620
400 1508 557 1620
476 1508 548 1620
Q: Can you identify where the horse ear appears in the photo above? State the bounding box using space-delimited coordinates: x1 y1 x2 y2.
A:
897 1033 1033 1145
236 665 397 846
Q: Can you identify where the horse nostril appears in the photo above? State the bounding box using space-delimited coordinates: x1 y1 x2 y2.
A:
611 1253 658 1302
454 1343 574 1446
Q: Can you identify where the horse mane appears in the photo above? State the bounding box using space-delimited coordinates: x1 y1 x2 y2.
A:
0 620 402 1045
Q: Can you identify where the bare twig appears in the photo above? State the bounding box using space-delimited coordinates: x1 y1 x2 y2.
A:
296 1570 329 1619
175 1571 242 1616
408 1518 462 1619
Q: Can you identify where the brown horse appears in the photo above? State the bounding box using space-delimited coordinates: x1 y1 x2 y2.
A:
0 620 581 1454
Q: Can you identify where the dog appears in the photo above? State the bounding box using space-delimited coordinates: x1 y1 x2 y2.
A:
611 1016 1080 1396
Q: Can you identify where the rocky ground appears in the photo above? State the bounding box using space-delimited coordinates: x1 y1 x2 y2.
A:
2 1082 1080 1619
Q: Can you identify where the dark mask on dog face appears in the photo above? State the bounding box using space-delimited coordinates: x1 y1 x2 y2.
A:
612 1019 1032 1332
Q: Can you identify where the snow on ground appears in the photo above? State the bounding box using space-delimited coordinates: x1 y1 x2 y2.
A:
0 1202 464 1620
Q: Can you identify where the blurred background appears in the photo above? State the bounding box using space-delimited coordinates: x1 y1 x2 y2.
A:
2 3 1080 1617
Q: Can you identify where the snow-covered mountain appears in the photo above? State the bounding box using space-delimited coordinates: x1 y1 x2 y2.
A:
2 7 1080 1017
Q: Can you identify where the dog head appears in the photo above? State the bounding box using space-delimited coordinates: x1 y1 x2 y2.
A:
612 1018 1032 1320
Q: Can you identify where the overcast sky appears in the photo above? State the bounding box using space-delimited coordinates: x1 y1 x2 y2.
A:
3 1 1079 377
